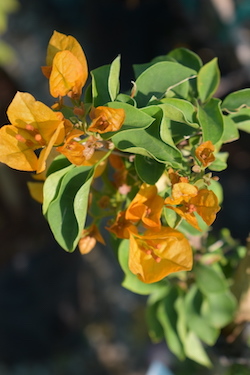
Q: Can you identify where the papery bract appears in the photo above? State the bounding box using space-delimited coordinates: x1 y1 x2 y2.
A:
57 128 85 166
165 182 220 230
107 210 138 239
78 224 105 254
195 140 215 167
125 183 164 230
0 92 65 173
129 227 193 283
88 106 125 133
42 31 88 98
168 168 189 185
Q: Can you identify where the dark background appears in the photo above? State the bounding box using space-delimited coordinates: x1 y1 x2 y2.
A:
0 0 250 374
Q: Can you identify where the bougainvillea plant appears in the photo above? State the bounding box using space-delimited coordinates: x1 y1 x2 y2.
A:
1 31 250 367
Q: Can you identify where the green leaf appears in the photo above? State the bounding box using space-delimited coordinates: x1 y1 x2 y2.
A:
106 101 154 132
229 108 250 133
184 332 212 367
197 98 224 144
174 294 188 346
160 98 199 128
194 264 228 295
108 55 121 101
201 291 237 328
197 58 220 103
133 62 154 80
112 120 183 168
142 105 176 148
91 55 120 106
157 288 185 360
167 48 203 72
146 302 165 343
134 61 196 107
135 155 165 184
222 88 250 111
116 93 136 106
46 155 72 177
222 115 239 143
46 166 94 252
169 120 197 144
118 239 161 295
184 285 219 345
163 207 177 228
208 179 223 204
43 164 74 215
209 152 229 172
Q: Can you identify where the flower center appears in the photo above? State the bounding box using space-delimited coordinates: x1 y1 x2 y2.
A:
15 124 46 147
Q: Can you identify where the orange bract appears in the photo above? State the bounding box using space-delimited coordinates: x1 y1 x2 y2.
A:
89 106 125 134
57 128 85 166
195 140 215 167
42 31 88 99
78 224 105 254
165 182 220 230
0 92 65 173
129 227 193 283
168 168 189 185
125 183 164 230
107 210 137 239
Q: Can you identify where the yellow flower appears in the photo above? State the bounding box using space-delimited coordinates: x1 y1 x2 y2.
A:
195 141 215 167
42 31 88 99
0 92 65 173
165 182 220 230
88 106 125 134
125 183 164 230
129 227 193 283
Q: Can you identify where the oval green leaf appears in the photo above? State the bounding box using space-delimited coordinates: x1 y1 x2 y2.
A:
46 166 94 252
197 98 224 144
197 58 220 103
134 61 196 107
135 155 165 184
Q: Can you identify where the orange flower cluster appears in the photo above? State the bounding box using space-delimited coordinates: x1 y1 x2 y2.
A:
0 32 125 175
195 141 215 167
0 92 65 173
108 183 193 283
165 182 220 231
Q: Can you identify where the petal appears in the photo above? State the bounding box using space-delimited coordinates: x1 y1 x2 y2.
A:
0 125 38 171
165 182 198 205
46 31 88 75
49 50 86 98
89 106 125 133
37 121 65 173
195 141 215 167
78 236 96 254
191 189 220 226
129 228 193 283
7 92 64 142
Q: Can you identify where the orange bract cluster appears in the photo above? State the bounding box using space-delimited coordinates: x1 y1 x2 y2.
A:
165 182 220 231
42 31 88 99
0 32 125 174
108 183 193 283
195 140 215 167
0 92 65 173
